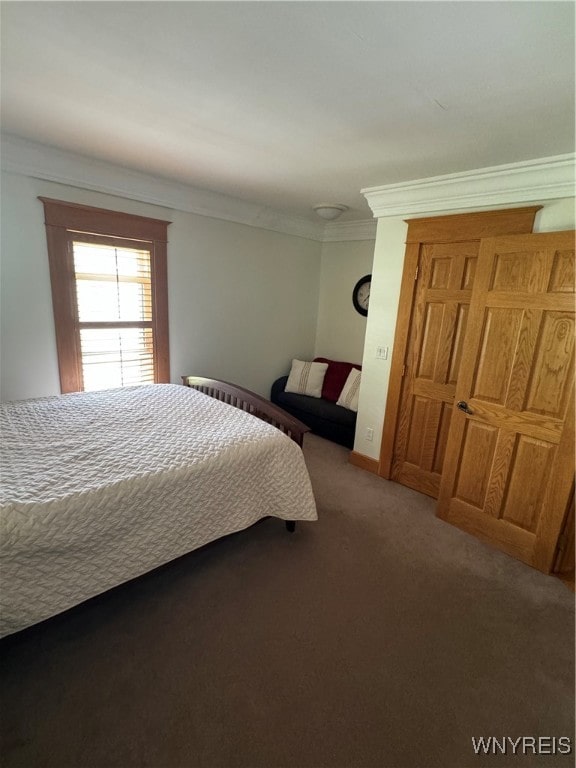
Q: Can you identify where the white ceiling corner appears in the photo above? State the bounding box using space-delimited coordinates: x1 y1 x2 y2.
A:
1 134 375 243
321 219 377 242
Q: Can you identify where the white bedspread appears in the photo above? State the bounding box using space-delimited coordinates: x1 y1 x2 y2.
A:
0 384 317 636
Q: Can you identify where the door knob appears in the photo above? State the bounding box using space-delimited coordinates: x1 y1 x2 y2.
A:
457 401 474 415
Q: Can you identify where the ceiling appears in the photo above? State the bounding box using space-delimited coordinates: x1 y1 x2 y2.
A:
1 1 574 223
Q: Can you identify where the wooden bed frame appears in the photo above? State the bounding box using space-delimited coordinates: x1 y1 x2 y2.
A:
182 376 311 533
181 376 310 447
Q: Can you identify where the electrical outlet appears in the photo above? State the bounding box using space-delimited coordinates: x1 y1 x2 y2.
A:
366 428 374 441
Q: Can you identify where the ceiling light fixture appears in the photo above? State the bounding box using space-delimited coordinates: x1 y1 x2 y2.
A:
313 203 348 221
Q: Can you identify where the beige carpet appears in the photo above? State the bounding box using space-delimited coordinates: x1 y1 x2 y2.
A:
0 434 574 768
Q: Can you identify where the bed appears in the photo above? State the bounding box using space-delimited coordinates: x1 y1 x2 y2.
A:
0 381 317 637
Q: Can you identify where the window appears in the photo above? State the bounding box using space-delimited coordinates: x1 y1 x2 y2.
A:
40 198 170 394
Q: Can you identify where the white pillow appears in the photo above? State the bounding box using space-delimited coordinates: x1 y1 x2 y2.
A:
285 359 328 398
336 367 361 412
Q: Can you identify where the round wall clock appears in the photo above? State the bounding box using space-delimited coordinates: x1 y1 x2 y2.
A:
352 274 371 316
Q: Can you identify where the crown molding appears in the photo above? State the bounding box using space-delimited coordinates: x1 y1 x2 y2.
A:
1 134 336 242
321 219 377 242
362 154 576 218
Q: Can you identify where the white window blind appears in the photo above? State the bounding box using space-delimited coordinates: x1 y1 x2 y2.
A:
72 240 155 391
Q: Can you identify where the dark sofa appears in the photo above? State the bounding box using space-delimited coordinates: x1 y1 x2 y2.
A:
270 357 360 449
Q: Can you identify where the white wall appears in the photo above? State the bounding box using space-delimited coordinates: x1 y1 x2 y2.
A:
355 197 576 460
0 171 322 400
314 239 375 364
354 217 407 458
533 198 576 233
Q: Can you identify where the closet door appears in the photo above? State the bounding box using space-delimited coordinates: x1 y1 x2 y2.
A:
437 231 575 572
380 207 540 497
390 240 478 497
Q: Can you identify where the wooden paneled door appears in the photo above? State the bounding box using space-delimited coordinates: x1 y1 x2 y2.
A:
437 231 575 572
390 240 479 497
380 207 540 498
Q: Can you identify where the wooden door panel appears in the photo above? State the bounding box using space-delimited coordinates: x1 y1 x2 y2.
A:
437 231 575 572
460 429 559 532
483 430 517 519
433 402 453 474
462 257 477 290
405 397 435 465
472 307 524 403
503 308 544 412
396 397 444 497
453 420 498 508
417 302 447 379
447 304 468 385
549 250 575 292
502 436 556 531
526 312 574 417
467 309 574 426
380 207 540 489
397 397 453 496
491 249 547 292
429 256 453 288
391 241 478 496
445 498 535 563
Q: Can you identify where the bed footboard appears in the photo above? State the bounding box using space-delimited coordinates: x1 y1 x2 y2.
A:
181 376 311 448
